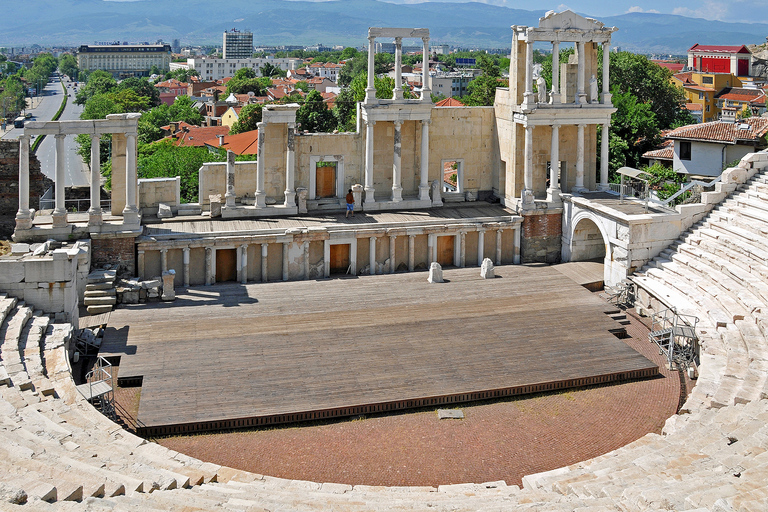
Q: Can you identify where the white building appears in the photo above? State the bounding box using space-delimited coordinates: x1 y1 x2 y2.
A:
184 57 302 81
223 29 253 60
76 44 171 78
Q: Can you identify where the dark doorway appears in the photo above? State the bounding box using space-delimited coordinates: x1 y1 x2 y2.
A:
436 236 455 267
330 244 350 275
216 249 237 282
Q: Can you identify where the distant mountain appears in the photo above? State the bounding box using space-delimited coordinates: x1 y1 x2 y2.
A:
2 0 767 54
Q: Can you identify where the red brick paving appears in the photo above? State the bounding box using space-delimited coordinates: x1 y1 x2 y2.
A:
146 300 686 488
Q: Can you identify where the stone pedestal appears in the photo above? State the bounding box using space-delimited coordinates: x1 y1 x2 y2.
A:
352 184 363 210
480 258 495 279
161 270 176 301
157 203 173 219
209 194 222 218
296 187 308 214
428 262 443 283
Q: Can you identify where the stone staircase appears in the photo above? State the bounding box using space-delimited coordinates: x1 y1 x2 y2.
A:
1 155 768 509
83 269 117 315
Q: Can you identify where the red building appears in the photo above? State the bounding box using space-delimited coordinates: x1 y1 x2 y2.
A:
688 44 752 76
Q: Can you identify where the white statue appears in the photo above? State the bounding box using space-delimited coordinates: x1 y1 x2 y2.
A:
590 74 598 103
536 75 547 103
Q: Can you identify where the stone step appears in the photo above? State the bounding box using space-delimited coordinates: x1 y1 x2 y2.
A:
87 269 117 284
86 305 113 315
84 289 116 298
86 282 115 292
83 296 117 306
177 204 203 216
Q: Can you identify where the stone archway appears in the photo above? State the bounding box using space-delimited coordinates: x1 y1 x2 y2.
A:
569 217 607 262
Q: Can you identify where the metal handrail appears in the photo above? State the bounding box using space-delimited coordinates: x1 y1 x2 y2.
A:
649 175 721 207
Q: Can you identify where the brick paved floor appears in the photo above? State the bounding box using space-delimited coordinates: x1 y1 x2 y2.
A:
146 298 688 488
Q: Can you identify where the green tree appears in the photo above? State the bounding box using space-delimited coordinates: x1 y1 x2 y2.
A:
75 70 117 105
117 76 161 107
58 54 78 79
333 87 356 132
261 62 286 78
607 90 660 171
137 140 223 202
296 90 335 133
461 55 506 106
230 103 262 134
294 81 309 92
137 95 204 143
162 68 199 83
340 47 359 60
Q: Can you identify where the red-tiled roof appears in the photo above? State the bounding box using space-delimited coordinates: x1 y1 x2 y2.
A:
652 61 685 73
642 139 674 161
666 118 768 144
435 97 464 107
673 71 695 85
685 103 703 111
715 87 766 105
202 129 259 155
164 125 230 147
683 84 716 93
689 44 751 55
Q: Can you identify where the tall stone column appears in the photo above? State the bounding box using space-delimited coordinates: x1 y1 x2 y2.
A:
421 37 431 101
419 120 430 201
15 134 33 229
393 37 403 100
364 120 376 204
408 235 415 272
240 244 248 284
575 123 586 191
122 131 140 226
284 122 296 207
577 42 587 104
496 229 503 266
392 121 403 202
365 36 376 103
600 122 610 191
427 234 434 265
521 125 534 209
255 122 267 207
551 41 560 104
303 242 310 280
52 134 68 228
369 237 376 275
548 124 562 205
88 133 102 225
137 250 145 279
282 242 289 281
513 226 521 265
389 235 396 273
261 243 269 283
602 41 611 104
160 249 168 273
523 40 534 106
205 247 214 286
477 229 485 266
225 149 236 208
182 247 190 287
459 232 466 268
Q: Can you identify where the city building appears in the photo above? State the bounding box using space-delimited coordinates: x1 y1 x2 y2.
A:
431 72 475 98
223 29 253 59
181 57 301 81
76 43 171 78
688 44 752 76
673 71 742 122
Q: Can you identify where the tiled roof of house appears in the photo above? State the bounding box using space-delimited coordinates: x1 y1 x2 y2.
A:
163 124 230 147
666 118 768 144
715 87 766 105
641 139 674 161
202 129 259 155
689 44 751 55
683 84 716 93
652 61 685 73
685 103 703 111
435 97 465 107
673 71 695 84
154 79 188 89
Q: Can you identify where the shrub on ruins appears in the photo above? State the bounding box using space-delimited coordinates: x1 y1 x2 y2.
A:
230 103 263 135
137 140 214 203
461 54 507 106
296 90 336 133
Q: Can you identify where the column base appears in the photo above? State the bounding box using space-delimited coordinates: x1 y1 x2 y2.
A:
364 186 376 204
122 206 140 226
393 89 404 100
418 185 430 202
601 93 612 105
254 191 267 208
52 209 68 228
88 210 103 226
571 186 588 194
520 189 535 211
284 189 296 207
546 187 562 205
421 89 431 102
225 194 236 208
597 183 611 192
364 88 377 104
577 93 587 104
15 210 33 230
391 186 403 202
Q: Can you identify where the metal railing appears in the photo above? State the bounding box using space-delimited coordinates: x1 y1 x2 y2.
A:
38 198 112 212
649 307 699 370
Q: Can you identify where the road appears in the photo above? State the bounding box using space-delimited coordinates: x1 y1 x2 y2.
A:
1 76 89 188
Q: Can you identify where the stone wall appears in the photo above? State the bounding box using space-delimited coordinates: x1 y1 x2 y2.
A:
139 177 180 214
521 210 562 263
0 139 52 230
91 234 136 277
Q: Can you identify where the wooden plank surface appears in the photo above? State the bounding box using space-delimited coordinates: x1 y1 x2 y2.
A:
553 261 605 287
101 265 655 430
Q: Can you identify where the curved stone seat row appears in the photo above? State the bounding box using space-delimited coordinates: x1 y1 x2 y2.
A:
2 153 768 510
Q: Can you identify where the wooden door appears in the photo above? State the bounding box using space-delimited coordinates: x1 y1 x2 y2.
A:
330 244 350 275
436 236 454 267
316 164 336 198
216 249 237 282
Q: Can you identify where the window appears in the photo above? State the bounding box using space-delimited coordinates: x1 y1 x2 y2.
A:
702 76 714 85
679 141 692 161
706 105 710 112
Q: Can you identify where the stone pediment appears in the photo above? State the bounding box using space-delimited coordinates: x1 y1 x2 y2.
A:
538 10 604 31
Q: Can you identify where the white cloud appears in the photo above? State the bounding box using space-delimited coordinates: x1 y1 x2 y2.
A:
627 6 660 13
672 1 729 20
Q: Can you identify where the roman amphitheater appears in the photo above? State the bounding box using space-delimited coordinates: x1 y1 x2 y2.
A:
2 10 768 511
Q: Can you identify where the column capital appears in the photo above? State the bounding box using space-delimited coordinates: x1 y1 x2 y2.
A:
54 133 66 140
368 35 376 44
89 132 100 141
393 120 402 128
126 131 138 139
367 119 376 127
394 36 403 44
137 249 145 255
18 134 31 142
422 36 430 44
422 119 431 126
551 122 560 129
577 123 587 129
160 248 168 254
182 247 190 253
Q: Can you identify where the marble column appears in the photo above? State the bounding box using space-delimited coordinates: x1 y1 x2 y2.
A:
205 247 214 286
600 122 610 191
261 243 269 283
602 41 611 104
282 242 289 281
369 237 376 275
225 149 236 208
459 232 466 268
421 37 431 101
392 121 403 202
137 250 145 279
365 36 376 103
364 120 376 204
427 234 434 265
160 249 168 273
389 235 396 273
576 42 587 104
575 123 586 191
255 122 266 207
548 124 562 205
182 247 190 287
303 242 310 280
408 235 415 272
52 134 67 228
523 40 534 106
551 41 560 104
393 37 403 100
88 133 102 225
419 120 430 201
240 244 248 284
522 125 534 209
284 122 296 207
477 230 485 266
122 131 139 225
513 227 521 264
15 134 32 229
495 229 502 266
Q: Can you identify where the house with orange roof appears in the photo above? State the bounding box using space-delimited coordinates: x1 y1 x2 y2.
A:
665 117 768 176
714 87 766 117
202 130 259 156
672 71 741 122
434 97 464 107
155 79 189 105
306 77 335 93
162 123 230 147
220 106 243 129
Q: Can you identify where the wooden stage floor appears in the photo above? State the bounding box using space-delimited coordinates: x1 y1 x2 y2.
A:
100 265 657 436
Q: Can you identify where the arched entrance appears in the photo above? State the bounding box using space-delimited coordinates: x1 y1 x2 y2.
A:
570 217 607 262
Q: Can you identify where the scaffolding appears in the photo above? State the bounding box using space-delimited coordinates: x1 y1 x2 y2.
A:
649 308 699 370
603 279 635 309
75 356 115 419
